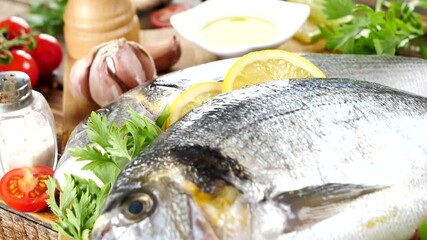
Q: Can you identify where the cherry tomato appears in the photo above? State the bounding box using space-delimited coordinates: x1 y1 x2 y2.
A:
0 16 30 40
27 33 63 76
0 166 54 212
0 50 39 86
150 4 189 29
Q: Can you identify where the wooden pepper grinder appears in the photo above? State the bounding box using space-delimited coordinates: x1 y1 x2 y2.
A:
62 0 141 146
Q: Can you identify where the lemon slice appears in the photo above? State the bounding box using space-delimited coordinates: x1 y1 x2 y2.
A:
166 81 223 128
222 49 326 92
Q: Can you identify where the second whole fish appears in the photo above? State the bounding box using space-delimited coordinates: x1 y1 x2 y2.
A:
92 78 427 240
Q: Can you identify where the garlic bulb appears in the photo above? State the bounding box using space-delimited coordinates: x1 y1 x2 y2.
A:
70 38 157 107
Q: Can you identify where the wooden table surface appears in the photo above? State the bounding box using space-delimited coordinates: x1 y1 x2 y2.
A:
0 0 426 239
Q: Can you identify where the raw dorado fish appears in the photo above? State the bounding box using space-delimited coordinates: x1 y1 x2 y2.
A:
54 54 427 183
92 79 427 240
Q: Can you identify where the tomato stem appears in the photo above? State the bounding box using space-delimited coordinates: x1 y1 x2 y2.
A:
0 49 12 65
0 28 37 65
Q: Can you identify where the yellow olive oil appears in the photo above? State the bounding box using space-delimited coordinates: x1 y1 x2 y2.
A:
200 16 277 49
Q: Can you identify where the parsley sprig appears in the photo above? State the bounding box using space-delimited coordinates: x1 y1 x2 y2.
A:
46 175 111 240
46 109 164 240
70 109 162 185
26 0 67 36
319 0 427 58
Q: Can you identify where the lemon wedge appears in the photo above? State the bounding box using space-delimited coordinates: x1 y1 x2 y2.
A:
222 49 326 92
165 81 223 128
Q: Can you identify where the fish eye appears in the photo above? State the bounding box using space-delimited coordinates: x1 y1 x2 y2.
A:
120 191 156 221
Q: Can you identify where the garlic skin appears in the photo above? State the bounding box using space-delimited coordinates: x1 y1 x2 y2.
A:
70 38 157 107
69 47 98 103
143 36 181 72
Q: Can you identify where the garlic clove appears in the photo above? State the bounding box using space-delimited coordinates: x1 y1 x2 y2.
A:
89 49 125 107
142 35 181 71
128 41 157 81
69 47 99 103
115 40 157 89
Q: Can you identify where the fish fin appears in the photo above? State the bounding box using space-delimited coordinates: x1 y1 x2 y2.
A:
273 183 388 232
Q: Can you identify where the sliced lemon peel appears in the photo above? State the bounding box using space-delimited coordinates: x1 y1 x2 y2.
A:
165 81 223 128
222 49 326 92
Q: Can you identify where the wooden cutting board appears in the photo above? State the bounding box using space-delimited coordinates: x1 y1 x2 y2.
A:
0 199 58 239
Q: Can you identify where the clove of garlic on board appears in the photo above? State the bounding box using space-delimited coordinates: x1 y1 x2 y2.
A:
70 38 157 107
142 36 181 72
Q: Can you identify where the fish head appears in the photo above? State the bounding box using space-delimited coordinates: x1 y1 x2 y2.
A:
92 164 252 240
92 174 190 239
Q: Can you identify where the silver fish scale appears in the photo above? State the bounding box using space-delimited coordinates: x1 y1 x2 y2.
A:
120 79 427 202
304 54 427 94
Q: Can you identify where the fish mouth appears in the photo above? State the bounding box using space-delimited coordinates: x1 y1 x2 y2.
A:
91 214 116 240
187 196 221 240
182 181 252 240
91 214 139 240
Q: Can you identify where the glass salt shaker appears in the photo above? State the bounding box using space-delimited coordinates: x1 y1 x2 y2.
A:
0 71 58 177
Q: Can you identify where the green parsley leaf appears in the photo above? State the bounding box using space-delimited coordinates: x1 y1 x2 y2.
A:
323 0 355 20
420 220 427 240
417 0 427 9
320 0 427 58
46 177 62 217
106 121 132 162
69 145 120 185
155 104 170 128
26 0 67 35
70 109 161 185
46 175 111 240
86 112 111 149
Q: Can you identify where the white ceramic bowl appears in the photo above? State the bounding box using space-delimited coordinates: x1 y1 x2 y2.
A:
170 0 310 58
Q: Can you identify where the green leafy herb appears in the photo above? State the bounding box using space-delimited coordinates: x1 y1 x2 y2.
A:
418 0 427 9
69 109 162 185
46 175 111 240
319 0 427 58
420 220 427 240
322 0 354 20
47 109 163 239
26 0 68 36
155 103 170 128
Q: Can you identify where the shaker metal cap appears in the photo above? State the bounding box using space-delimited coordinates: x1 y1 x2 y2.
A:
0 71 33 113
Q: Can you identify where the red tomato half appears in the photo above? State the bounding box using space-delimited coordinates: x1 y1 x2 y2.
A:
28 33 63 76
0 16 30 40
150 4 189 28
0 49 39 87
0 166 54 212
